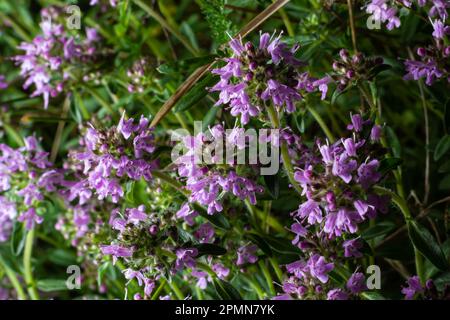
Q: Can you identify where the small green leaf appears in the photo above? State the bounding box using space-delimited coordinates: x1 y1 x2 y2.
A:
263 173 280 199
213 278 242 300
10 222 26 256
264 235 301 256
246 233 273 256
193 203 230 230
408 221 449 271
378 158 402 175
157 55 216 75
367 64 392 80
385 126 401 157
37 279 68 292
173 74 218 112
202 107 219 131
434 135 450 161
48 249 77 266
361 221 397 241
97 261 111 287
361 291 387 300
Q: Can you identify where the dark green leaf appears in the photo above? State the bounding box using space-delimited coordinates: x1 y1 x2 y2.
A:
193 203 230 230
213 278 242 300
246 233 273 256
408 221 449 270
385 126 401 157
202 107 219 131
47 249 78 266
263 173 280 199
264 235 301 255
434 135 450 161
378 158 402 175
361 291 387 300
367 64 392 80
173 74 218 112
361 221 397 241
37 279 68 292
10 222 26 256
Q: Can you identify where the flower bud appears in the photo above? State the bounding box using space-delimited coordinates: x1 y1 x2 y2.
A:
149 225 158 235
346 70 355 79
417 47 427 57
249 61 258 71
352 53 362 64
444 46 450 57
339 49 349 62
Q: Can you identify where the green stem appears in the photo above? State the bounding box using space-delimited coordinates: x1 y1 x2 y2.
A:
306 106 336 143
258 260 276 296
151 278 167 300
195 285 204 300
245 277 265 299
23 228 39 300
0 254 27 300
276 5 294 36
266 105 302 194
168 280 184 300
269 257 283 283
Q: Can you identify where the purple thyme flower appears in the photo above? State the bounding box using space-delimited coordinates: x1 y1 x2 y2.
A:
307 254 334 284
295 199 323 225
365 0 401 30
191 270 211 289
357 159 381 189
12 10 101 108
17 208 44 230
343 238 363 258
0 75 8 90
194 223 215 243
0 197 16 242
327 288 349 300
100 244 133 264
175 248 198 271
236 244 258 266
346 272 368 294
212 263 230 279
404 60 445 86
401 276 424 299
291 222 308 247
176 203 198 226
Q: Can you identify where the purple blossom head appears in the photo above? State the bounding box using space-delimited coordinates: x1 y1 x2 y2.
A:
194 223 215 243
210 32 328 124
175 248 198 271
307 254 334 284
343 238 363 258
17 208 44 230
401 276 424 299
346 272 367 294
327 288 349 300
100 244 133 258
212 263 230 279
236 244 258 266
